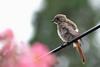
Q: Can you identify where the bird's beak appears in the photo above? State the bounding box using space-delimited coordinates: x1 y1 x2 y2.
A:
51 18 55 22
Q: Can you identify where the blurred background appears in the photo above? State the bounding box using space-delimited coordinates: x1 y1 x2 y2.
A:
0 0 100 67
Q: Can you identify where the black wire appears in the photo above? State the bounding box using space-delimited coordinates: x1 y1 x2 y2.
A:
48 24 100 54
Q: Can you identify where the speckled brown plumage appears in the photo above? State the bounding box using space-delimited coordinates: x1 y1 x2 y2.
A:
52 14 86 64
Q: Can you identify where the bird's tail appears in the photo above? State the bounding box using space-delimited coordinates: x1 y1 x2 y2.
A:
73 40 86 64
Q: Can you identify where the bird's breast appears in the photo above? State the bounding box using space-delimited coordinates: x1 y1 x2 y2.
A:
57 26 75 42
57 28 67 42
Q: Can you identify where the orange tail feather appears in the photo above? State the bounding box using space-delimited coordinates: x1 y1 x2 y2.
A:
73 40 86 64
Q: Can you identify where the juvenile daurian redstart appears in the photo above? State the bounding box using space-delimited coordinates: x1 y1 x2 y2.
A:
52 14 86 64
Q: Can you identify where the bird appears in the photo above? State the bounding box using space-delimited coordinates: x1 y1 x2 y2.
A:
52 14 86 64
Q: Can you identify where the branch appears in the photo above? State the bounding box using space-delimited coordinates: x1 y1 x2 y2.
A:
48 24 100 54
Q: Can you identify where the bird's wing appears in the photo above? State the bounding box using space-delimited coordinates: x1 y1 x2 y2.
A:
63 25 80 37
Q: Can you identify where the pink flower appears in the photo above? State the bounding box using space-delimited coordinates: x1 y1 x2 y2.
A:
0 29 34 67
17 42 35 67
32 42 56 67
0 29 18 67
0 29 14 40
0 29 56 67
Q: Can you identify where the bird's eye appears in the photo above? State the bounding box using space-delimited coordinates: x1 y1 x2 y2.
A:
56 17 59 20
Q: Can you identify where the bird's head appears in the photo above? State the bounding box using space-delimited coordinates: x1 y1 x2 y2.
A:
52 14 67 24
